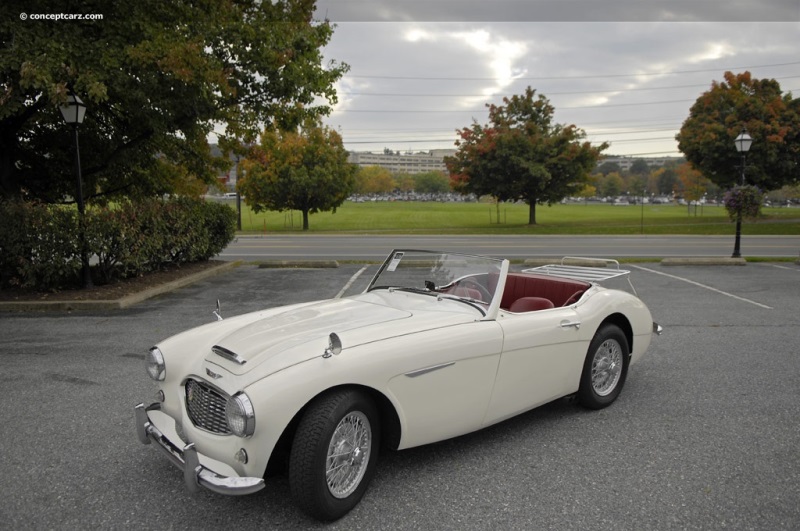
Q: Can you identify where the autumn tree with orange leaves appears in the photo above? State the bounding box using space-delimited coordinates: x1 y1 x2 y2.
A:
446 87 606 225
239 120 355 231
676 71 800 190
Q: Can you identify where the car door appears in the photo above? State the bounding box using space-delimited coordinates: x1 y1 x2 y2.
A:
385 320 504 449
483 306 589 425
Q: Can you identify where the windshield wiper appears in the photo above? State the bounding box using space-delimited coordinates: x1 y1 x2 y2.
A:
391 287 436 296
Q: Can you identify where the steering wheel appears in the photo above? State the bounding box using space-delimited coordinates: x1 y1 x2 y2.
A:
456 278 492 302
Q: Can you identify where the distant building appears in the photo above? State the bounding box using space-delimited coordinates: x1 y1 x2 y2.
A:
348 149 457 174
349 150 682 175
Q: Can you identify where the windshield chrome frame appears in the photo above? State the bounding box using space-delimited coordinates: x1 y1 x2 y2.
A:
365 249 509 321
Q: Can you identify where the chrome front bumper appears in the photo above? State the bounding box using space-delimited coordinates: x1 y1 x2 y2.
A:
134 403 265 496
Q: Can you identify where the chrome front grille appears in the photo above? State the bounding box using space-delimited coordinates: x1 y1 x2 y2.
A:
185 378 231 435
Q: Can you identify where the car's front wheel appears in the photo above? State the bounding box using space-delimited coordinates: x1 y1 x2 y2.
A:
577 323 630 409
289 389 380 521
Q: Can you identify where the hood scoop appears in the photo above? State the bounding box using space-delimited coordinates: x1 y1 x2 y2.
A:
211 345 246 365
208 298 413 375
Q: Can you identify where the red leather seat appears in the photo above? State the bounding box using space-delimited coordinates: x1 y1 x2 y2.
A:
498 273 589 308
508 297 555 312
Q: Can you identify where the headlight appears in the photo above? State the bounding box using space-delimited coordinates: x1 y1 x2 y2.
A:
145 347 166 381
226 392 255 438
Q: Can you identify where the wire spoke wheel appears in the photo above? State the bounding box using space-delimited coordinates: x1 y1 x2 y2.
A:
326 411 372 499
591 339 623 397
577 324 629 409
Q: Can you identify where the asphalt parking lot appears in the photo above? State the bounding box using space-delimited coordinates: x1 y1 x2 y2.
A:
1 262 798 530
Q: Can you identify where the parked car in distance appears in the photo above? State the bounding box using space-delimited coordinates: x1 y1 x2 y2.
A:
135 250 661 520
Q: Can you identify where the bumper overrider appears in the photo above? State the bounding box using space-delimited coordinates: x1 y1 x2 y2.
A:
134 403 265 495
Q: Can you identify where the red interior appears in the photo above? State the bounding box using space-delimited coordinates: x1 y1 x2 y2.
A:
491 272 590 310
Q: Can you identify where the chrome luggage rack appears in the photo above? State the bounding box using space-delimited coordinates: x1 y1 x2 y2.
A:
522 257 636 295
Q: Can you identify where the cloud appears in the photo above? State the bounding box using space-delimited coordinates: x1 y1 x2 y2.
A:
322 20 800 156
316 0 799 22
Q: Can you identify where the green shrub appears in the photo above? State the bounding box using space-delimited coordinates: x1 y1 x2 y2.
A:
200 200 238 259
0 200 81 289
0 197 237 290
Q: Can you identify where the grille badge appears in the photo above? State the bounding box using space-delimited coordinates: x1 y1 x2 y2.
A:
206 367 222 379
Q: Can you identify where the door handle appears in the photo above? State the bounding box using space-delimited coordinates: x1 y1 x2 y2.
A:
560 320 581 330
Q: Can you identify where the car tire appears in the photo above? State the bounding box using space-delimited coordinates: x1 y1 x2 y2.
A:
577 324 630 409
289 389 380 521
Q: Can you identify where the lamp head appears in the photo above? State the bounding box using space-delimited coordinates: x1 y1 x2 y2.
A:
59 93 86 125
734 128 752 153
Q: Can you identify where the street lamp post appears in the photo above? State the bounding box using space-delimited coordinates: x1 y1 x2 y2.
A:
59 92 93 288
731 128 753 259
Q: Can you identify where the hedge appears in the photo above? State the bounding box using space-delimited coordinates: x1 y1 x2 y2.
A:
0 197 236 290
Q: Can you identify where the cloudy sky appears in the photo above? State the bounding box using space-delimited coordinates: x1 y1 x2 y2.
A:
314 0 799 158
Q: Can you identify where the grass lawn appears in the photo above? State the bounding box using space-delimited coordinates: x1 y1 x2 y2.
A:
228 200 800 235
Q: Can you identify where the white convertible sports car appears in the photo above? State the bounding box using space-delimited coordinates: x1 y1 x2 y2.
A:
135 250 661 520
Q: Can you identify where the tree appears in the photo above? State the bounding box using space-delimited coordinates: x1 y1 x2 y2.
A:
354 166 394 195
653 166 678 195
676 163 712 214
576 184 597 202
414 171 450 194
447 87 606 224
676 71 800 191
1 0 347 202
598 172 625 198
628 174 648 200
394 174 415 193
239 120 355 231
596 161 622 176
629 159 651 176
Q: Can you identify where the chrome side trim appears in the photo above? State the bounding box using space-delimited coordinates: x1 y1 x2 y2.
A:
134 403 264 496
211 345 246 365
405 362 455 378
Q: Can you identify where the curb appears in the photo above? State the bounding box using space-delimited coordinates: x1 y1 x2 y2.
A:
258 260 339 269
0 261 241 312
660 257 747 266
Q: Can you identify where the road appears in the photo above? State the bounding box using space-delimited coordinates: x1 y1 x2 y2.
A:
220 234 800 261
1 262 799 529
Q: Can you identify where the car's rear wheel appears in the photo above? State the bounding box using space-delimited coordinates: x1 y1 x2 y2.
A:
289 389 380 521
577 324 629 409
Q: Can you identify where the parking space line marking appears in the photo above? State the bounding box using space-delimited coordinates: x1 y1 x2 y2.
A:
631 265 773 310
336 266 369 299
767 264 800 272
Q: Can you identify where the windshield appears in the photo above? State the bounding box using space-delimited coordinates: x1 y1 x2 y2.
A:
367 250 506 308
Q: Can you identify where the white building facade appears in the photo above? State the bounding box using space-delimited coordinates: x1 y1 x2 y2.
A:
348 149 457 174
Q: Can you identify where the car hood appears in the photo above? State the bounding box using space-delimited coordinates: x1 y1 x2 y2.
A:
199 294 474 377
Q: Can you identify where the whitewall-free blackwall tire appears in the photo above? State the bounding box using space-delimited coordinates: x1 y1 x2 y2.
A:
289 389 380 521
